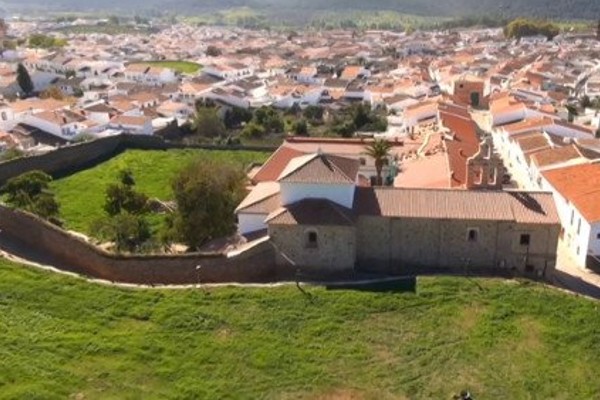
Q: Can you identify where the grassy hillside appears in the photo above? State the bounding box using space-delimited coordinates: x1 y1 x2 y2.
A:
50 149 269 235
130 60 202 74
1 258 600 398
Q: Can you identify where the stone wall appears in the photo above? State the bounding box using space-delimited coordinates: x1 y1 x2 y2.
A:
0 134 275 185
356 216 559 277
0 205 292 284
269 224 356 271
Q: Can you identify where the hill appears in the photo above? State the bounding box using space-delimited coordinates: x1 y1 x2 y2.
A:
3 0 600 21
1 257 600 398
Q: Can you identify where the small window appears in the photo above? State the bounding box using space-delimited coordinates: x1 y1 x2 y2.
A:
306 231 318 248
520 234 531 246
571 209 575 225
577 218 581 235
467 228 479 242
596 233 600 240
359 157 366 166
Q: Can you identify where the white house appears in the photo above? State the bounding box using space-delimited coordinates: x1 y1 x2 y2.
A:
541 163 600 268
24 109 92 140
108 115 153 135
203 62 253 81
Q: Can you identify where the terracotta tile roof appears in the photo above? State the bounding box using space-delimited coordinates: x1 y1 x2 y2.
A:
278 153 359 184
394 152 451 189
501 117 554 135
284 137 407 158
341 65 362 79
530 145 584 168
251 145 306 184
440 111 480 188
542 163 600 222
354 187 558 224
266 199 354 226
514 132 550 153
110 115 150 126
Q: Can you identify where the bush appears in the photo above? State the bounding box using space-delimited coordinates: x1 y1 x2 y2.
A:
166 159 246 250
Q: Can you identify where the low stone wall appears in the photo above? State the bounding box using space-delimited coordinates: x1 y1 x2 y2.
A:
0 134 276 185
0 205 292 284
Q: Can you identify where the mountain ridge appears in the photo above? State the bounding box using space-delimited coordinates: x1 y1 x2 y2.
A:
1 0 599 21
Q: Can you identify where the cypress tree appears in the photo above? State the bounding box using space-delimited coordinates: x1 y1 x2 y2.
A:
16 63 34 96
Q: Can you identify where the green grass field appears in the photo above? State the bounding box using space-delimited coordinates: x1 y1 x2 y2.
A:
131 60 202 74
1 258 600 399
50 149 269 235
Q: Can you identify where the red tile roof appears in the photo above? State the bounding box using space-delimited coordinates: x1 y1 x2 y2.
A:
542 163 600 223
251 145 306 184
440 111 480 188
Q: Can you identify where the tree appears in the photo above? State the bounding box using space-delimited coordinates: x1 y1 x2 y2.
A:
504 18 560 41
292 119 308 136
206 45 221 57
0 170 60 219
108 15 120 25
16 63 34 96
224 107 252 129
0 148 24 162
103 170 148 216
39 86 64 100
92 171 154 253
303 105 324 121
241 121 266 139
191 106 226 138
253 106 284 134
92 213 152 253
28 34 66 49
167 159 246 250
363 139 393 186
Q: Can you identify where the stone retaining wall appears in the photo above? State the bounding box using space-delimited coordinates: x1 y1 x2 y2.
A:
0 205 291 284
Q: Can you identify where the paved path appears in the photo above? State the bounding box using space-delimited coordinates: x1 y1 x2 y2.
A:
3 226 600 299
553 239 600 299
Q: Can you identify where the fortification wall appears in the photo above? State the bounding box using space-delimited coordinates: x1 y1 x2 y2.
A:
0 134 275 184
0 205 291 284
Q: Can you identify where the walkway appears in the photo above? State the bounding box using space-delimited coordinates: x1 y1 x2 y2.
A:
553 239 600 299
2 226 600 299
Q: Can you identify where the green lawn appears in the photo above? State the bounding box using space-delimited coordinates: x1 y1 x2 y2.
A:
132 60 202 74
1 258 600 399
50 149 269 235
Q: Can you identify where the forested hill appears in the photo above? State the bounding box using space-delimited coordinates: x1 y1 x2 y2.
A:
4 0 600 21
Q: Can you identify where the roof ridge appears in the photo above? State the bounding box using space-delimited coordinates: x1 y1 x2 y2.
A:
325 154 357 182
277 153 319 181
235 191 279 213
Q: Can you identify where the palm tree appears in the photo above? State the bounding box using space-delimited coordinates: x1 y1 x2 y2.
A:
363 139 393 186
